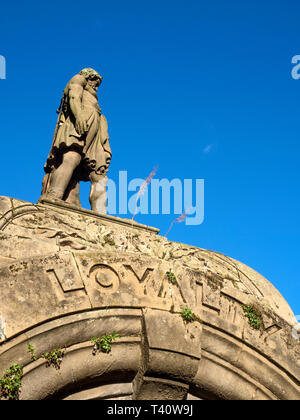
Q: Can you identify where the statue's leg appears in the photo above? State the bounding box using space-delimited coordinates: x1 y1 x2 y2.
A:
89 172 108 215
63 173 82 207
41 173 50 195
47 151 81 200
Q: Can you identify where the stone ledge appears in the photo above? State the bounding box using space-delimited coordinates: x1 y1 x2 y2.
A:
37 197 160 235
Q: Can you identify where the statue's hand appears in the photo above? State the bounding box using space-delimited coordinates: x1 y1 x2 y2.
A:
75 118 89 136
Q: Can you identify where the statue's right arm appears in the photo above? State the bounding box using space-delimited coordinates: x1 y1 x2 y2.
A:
68 75 88 136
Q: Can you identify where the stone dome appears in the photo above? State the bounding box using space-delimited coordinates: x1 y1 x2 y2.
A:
204 250 296 326
0 196 299 400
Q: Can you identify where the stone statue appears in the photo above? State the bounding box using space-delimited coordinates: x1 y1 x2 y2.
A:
41 68 112 214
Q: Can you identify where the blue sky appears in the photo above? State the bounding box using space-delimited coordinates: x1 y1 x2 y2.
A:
0 0 299 315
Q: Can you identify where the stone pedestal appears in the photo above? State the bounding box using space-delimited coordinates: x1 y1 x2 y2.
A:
0 196 299 400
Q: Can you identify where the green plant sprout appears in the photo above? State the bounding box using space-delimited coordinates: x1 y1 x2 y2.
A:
27 343 37 362
242 305 262 330
0 364 23 400
166 270 177 285
103 234 115 246
180 306 197 323
41 348 65 370
91 333 121 355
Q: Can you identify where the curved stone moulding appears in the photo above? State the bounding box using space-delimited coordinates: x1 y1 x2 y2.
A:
0 309 298 400
0 200 39 231
0 196 299 400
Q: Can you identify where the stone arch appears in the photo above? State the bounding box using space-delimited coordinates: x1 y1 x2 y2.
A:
0 307 298 400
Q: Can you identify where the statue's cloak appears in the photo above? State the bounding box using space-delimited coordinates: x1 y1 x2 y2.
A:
44 85 112 182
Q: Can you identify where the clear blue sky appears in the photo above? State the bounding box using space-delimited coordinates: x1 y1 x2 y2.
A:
0 0 299 316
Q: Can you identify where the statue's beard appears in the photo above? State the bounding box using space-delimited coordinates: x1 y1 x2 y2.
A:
88 82 98 91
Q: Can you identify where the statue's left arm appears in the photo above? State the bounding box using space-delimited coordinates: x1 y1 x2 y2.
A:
68 75 89 136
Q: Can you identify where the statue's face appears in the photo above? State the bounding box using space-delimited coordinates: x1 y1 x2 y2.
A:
87 75 102 92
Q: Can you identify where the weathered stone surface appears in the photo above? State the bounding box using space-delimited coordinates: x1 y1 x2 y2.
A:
0 196 299 400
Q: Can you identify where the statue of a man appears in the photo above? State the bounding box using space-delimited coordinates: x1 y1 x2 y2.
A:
41 68 112 214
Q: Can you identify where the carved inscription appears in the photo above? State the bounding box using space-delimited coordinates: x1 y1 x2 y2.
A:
46 253 85 296
261 314 282 344
188 270 221 314
123 264 155 295
90 264 120 294
43 253 283 352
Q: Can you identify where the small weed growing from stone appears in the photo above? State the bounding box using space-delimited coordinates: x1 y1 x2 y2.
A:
42 348 65 370
242 305 262 330
103 234 115 246
91 333 120 355
0 364 23 400
27 343 37 362
166 270 177 285
180 306 197 323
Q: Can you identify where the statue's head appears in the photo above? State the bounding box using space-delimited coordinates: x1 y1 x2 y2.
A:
79 68 103 91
